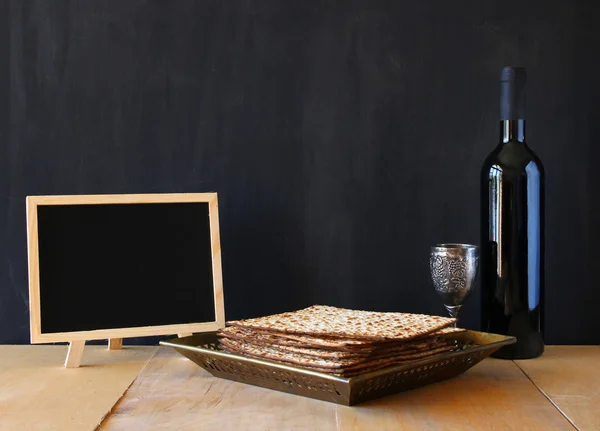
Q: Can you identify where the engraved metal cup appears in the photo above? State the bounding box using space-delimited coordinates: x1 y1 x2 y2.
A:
429 244 479 326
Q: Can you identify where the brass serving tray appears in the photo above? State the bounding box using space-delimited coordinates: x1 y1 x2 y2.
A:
160 330 515 406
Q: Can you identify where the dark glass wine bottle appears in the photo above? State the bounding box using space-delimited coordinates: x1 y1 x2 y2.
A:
480 67 545 359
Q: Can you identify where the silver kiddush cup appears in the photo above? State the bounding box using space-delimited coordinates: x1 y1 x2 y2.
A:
430 243 479 326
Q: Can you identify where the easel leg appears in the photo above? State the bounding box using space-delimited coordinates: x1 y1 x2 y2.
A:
108 338 123 350
177 333 193 338
64 340 85 368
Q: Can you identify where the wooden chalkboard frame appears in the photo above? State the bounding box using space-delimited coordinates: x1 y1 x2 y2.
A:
26 193 225 365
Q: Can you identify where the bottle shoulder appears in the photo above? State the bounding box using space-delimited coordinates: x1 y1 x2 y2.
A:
482 141 544 175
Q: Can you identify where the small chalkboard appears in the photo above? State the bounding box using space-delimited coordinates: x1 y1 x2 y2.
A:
26 193 224 367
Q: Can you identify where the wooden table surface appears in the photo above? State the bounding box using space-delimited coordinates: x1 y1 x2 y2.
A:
1 345 598 431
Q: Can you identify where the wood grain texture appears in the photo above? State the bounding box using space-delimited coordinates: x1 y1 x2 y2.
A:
208 197 225 329
516 346 600 431
0 345 157 431
108 339 123 350
26 193 219 205
25 196 42 343
64 340 85 368
99 347 575 431
32 322 221 344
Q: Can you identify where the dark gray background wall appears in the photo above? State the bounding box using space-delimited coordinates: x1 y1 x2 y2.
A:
2 0 598 344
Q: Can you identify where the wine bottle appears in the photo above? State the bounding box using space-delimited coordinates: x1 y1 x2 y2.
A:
480 66 545 359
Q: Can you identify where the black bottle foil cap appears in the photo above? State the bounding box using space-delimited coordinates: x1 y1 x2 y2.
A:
500 66 526 120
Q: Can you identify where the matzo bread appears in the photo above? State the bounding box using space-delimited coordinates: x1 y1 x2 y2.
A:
218 326 373 349
219 344 456 377
255 325 467 348
432 326 467 336
219 337 454 369
226 305 457 341
217 325 466 352
218 327 450 359
219 336 446 361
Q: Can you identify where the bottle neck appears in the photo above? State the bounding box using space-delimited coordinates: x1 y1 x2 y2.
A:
500 119 525 143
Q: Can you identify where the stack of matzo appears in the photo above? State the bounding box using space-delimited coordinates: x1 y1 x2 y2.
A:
217 305 464 377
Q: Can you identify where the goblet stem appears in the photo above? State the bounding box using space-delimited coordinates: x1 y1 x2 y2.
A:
443 305 462 328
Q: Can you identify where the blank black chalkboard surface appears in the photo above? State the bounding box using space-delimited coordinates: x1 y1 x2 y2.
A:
26 193 224 367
